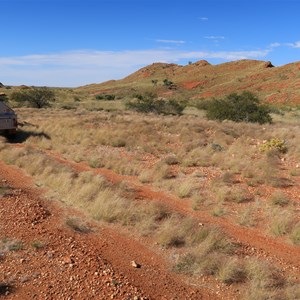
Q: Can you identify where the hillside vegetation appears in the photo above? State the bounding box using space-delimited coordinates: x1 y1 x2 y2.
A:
77 59 300 106
0 107 299 299
0 59 299 299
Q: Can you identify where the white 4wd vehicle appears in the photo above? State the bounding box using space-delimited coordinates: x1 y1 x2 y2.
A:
0 101 18 135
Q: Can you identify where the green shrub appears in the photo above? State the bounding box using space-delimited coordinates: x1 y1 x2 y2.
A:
125 92 157 113
204 91 272 124
194 99 212 110
95 94 104 100
151 79 158 86
95 94 115 101
11 87 55 108
0 93 8 102
73 96 81 102
126 92 185 115
163 78 173 86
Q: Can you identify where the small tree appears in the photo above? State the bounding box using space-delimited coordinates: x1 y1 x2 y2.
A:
163 78 173 87
95 94 115 101
151 79 158 87
0 93 8 102
126 92 158 113
204 92 272 124
11 87 55 108
126 92 185 115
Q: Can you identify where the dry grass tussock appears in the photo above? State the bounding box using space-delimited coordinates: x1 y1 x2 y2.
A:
0 143 272 297
243 257 300 300
65 217 92 233
267 206 300 246
1 107 299 299
10 109 300 231
0 238 23 253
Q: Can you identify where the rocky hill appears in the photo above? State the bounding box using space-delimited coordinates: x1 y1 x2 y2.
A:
78 59 300 105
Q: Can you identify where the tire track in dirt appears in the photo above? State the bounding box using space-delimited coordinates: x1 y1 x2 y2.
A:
0 160 221 300
37 148 300 273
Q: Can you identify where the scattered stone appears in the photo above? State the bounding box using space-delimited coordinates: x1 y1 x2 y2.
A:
131 261 141 268
62 255 75 265
20 275 31 283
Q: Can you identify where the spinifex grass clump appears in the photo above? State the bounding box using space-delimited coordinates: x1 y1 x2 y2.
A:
268 191 290 207
0 186 11 197
31 241 45 250
65 217 92 233
0 238 23 252
174 227 234 275
218 258 247 284
1 107 300 300
289 222 300 245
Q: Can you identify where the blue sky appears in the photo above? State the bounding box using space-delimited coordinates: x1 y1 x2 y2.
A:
0 0 299 87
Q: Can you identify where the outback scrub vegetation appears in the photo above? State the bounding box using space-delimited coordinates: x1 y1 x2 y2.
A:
126 91 186 115
0 98 299 299
200 91 272 124
10 87 55 108
1 57 300 299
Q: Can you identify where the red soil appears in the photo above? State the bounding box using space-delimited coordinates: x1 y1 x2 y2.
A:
183 81 208 90
0 162 221 300
1 140 299 299
23 148 300 274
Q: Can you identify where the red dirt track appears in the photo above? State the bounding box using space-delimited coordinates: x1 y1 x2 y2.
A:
45 150 300 273
0 161 220 300
1 142 299 299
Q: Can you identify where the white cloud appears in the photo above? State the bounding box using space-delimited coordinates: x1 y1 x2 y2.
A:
180 50 270 61
287 41 300 48
156 39 186 44
269 42 281 48
204 36 225 40
0 48 271 87
269 41 300 49
199 17 208 21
